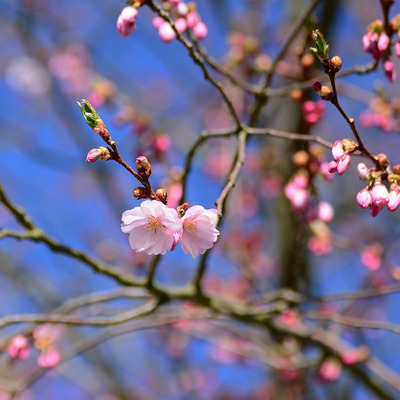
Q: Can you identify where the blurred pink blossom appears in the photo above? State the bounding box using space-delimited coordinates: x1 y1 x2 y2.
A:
116 6 138 37
7 335 30 361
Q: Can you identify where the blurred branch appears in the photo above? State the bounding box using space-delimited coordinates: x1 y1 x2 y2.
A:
0 182 144 287
145 0 243 128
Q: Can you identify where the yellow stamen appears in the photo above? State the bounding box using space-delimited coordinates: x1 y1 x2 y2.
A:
145 216 165 233
184 218 197 234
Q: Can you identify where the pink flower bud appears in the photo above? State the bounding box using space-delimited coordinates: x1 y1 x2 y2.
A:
319 358 342 382
371 183 389 206
362 33 371 51
332 140 344 161
378 32 390 52
356 188 372 209
337 154 351 175
86 146 111 163
186 11 199 28
158 21 176 42
388 185 400 211
152 16 164 29
192 21 208 39
395 41 400 58
327 160 337 173
7 335 30 360
38 348 61 368
175 17 187 33
116 6 138 37
383 59 397 82
357 163 369 179
318 201 334 222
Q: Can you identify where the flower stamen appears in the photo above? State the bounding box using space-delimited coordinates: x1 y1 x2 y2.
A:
145 216 166 233
183 218 198 234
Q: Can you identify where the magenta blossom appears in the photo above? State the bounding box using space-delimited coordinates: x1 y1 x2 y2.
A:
121 200 181 255
179 206 219 258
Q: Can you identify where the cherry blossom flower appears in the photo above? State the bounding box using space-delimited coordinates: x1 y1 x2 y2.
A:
121 200 182 255
179 206 219 258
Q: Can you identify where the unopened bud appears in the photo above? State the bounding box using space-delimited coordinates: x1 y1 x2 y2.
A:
156 188 168 203
135 156 152 179
77 99 101 129
86 146 111 163
342 139 357 152
177 202 189 217
318 85 333 101
310 29 329 63
312 81 322 92
393 164 400 174
330 56 342 73
377 153 389 168
133 187 150 199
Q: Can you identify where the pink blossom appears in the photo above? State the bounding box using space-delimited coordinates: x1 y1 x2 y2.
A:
371 183 389 206
308 237 332 256
192 22 208 39
327 160 337 173
395 41 400 58
336 153 351 175
158 21 176 42
38 348 61 368
319 162 334 181
357 163 369 179
121 200 182 255
361 243 383 271
7 335 30 360
175 18 187 33
152 16 164 29
116 6 138 37
377 32 390 52
319 359 342 382
383 59 396 82
186 11 199 28
318 201 334 222
332 140 344 161
356 188 372 209
179 206 219 258
388 185 400 211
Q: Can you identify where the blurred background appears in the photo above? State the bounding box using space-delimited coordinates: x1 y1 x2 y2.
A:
1 0 400 398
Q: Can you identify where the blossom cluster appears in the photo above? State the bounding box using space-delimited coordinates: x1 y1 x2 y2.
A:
117 1 208 42
121 200 219 257
356 162 400 217
327 140 354 176
152 4 207 43
362 17 400 82
7 325 61 368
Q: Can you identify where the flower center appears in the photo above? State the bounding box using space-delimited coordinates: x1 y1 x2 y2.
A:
183 218 197 234
145 216 166 233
